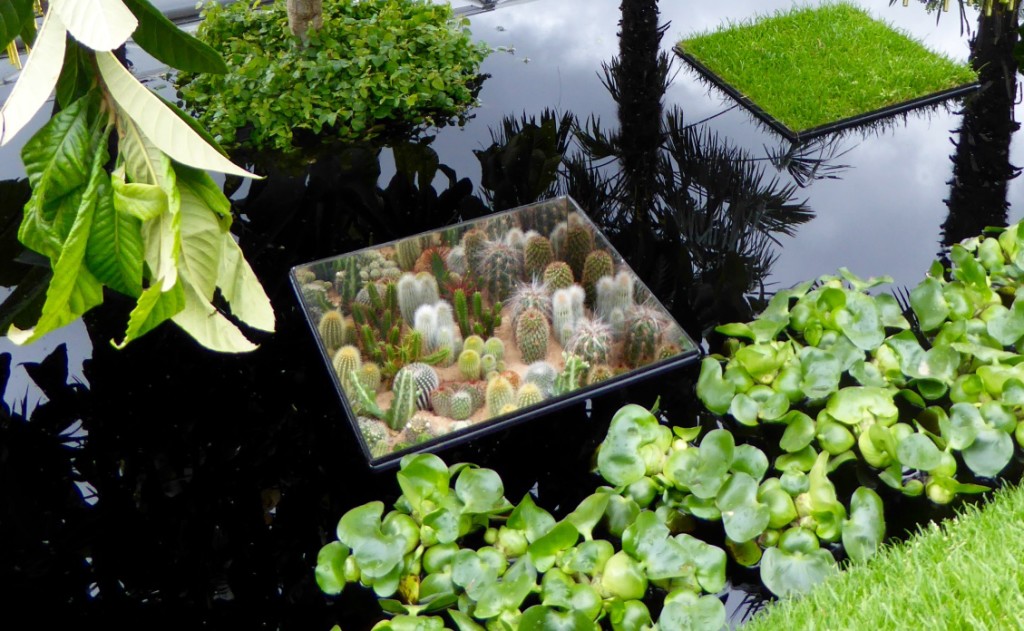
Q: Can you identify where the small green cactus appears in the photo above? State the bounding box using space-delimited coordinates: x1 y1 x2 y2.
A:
446 246 469 276
477 242 523 303
581 250 615 307
429 387 455 417
397 363 440 410
318 310 348 354
463 334 486 355
294 268 317 285
516 382 545 408
553 352 589 396
524 234 555 280
564 220 595 280
587 363 615 385
394 238 422 271
515 307 550 364
483 337 505 361
458 349 482 380
462 228 488 276
486 375 516 417
523 361 558 397
387 368 419 431
508 280 551 327
358 417 390 458
332 345 362 394
481 353 498 375
358 362 382 392
333 258 361 309
624 306 663 368
542 261 574 292
403 414 436 443
450 390 475 421
657 342 683 361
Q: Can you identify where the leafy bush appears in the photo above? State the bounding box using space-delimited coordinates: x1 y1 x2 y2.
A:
176 0 490 154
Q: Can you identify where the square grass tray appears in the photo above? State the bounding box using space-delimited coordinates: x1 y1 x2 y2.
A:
291 196 700 469
676 2 979 142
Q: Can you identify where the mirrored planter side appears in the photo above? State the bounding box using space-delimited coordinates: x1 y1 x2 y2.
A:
291 196 700 469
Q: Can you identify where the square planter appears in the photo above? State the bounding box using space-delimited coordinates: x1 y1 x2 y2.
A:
291 196 699 468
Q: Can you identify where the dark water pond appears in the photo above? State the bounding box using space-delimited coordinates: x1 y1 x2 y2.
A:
2 0 1021 628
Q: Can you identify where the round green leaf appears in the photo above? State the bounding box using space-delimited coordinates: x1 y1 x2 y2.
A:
962 427 1014 478
760 545 837 598
455 467 507 514
779 412 816 453
731 443 769 481
315 541 350 596
716 472 770 543
841 487 885 563
658 592 726 631
696 358 735 415
834 291 884 351
728 392 759 426
674 533 727 594
897 433 943 471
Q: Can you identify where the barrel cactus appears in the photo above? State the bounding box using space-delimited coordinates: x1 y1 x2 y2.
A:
477 242 523 303
581 250 615 307
567 318 613 366
515 307 550 364
318 310 348 354
524 234 555 280
542 261 574 292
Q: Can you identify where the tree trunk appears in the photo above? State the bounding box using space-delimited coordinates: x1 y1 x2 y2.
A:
287 0 322 40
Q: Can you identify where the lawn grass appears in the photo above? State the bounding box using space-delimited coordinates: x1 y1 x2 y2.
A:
678 2 978 132
743 482 1024 630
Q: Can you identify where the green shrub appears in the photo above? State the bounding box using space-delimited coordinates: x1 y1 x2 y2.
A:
176 0 489 154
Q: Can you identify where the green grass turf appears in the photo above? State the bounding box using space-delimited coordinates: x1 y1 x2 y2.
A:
679 2 978 132
743 482 1024 630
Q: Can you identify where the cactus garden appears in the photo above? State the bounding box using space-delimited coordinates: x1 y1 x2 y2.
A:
293 197 698 462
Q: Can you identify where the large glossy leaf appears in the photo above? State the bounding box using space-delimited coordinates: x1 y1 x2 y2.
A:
826 386 898 426
897 433 943 471
834 291 884 351
216 231 275 333
85 171 143 296
674 533 727 594
508 494 556 543
51 0 137 51
315 541 350 596
176 166 225 300
455 467 508 515
0 9 66 147
909 276 950 332
171 270 258 352
962 427 1014 478
658 592 726 631
716 472 770 543
122 0 227 73
800 347 841 399
696 357 735 416
112 278 185 347
96 51 254 178
519 606 597 631
760 544 836 598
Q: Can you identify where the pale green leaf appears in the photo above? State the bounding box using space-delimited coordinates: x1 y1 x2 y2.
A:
122 0 227 73
1 9 66 147
216 232 275 333
176 168 225 300
96 51 254 178
51 0 137 52
112 278 185 348
171 271 257 352
111 169 167 221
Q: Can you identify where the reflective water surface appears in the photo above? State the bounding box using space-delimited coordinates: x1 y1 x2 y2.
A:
2 0 1021 627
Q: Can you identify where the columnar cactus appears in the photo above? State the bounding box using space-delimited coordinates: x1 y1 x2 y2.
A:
397 363 440 410
516 382 545 408
504 228 527 250
450 390 475 421
458 349 482 380
596 271 635 337
477 242 523 303
318 310 348 354
413 246 452 274
462 228 488 276
581 250 615 306
414 302 460 362
551 285 585 347
486 375 516 417
567 318 613 366
394 237 422 271
358 362 382 392
397 272 440 325
564 221 595 281
515 307 550 363
387 368 419 431
523 361 558 397
333 257 360 309
542 261 574 292
624 306 664 368
554 353 589 396
523 234 555 281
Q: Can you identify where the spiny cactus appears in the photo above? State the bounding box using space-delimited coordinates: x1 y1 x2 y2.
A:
318 310 348 354
523 361 558 397
446 246 469 276
300 280 332 320
397 363 440 410
358 417 391 458
358 250 400 284
567 318 613 366
486 375 516 417
462 228 488 276
657 342 683 362
413 246 451 274
508 280 552 326
551 285 585 347
481 353 498 376
387 368 419 430
394 237 423 271
450 390 475 421
542 261 574 292
522 200 565 239
483 337 505 361
516 382 545 408
458 349 482 380
624 306 664 368
564 221 595 281
523 234 555 281
413 302 460 363
397 272 440 325
463 334 485 355
403 414 436 444
515 307 550 364
581 250 614 307
333 257 361 309
477 242 523 304
351 280 400 348
483 212 521 240
294 267 317 285
333 345 363 402
553 352 589 396
429 387 455 417
587 363 615 385
358 362 382 392
596 271 635 337
504 228 527 251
